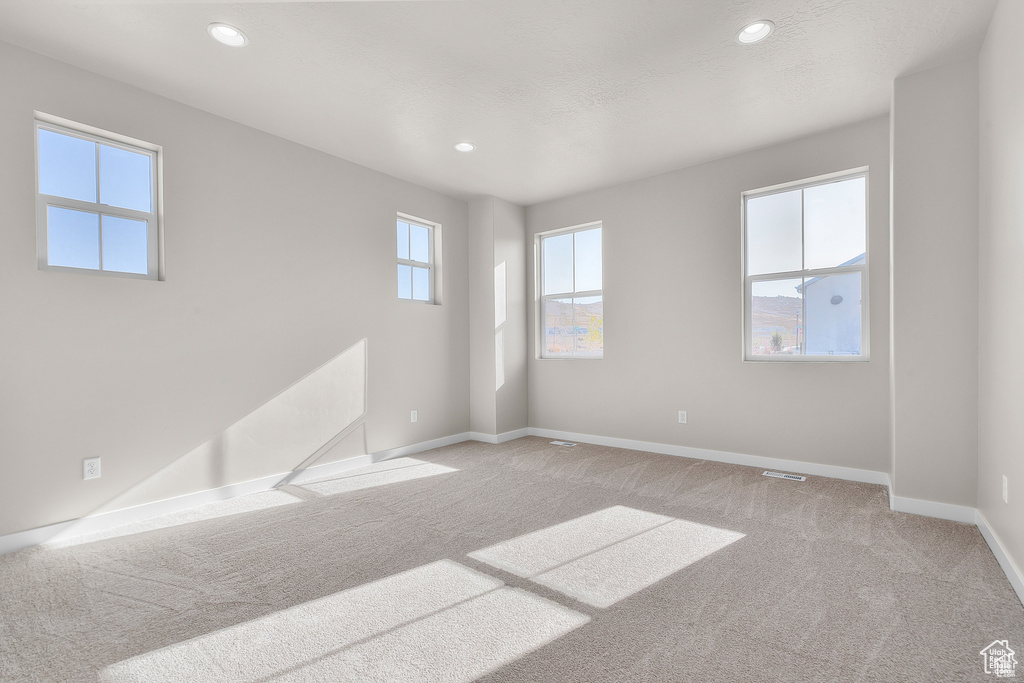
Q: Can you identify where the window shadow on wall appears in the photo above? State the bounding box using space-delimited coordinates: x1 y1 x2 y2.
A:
44 339 369 546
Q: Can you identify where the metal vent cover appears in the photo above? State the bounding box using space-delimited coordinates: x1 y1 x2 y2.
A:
763 471 806 482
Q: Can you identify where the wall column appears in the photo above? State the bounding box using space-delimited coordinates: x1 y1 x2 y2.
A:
890 58 979 508
468 196 528 438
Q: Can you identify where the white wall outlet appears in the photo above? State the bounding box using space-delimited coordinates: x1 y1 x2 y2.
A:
1003 475 1008 504
678 411 687 424
411 410 418 423
83 457 101 480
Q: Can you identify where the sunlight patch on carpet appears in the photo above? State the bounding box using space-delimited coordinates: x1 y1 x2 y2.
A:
469 506 744 608
100 560 587 683
47 490 301 548
298 459 457 496
272 588 586 682
467 506 674 577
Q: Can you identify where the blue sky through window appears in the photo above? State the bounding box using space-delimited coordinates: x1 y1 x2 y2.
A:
47 206 99 269
100 144 152 212
38 125 153 275
398 264 412 299
573 228 601 292
397 218 433 301
39 129 96 202
101 216 148 274
747 177 866 280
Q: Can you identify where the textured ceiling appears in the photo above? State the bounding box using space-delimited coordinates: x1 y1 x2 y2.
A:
0 0 998 205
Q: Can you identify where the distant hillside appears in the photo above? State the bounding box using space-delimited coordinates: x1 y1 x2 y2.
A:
751 295 801 353
544 298 603 355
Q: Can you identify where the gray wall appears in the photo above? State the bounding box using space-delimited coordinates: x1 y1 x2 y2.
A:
890 59 979 507
494 198 528 435
0 41 470 537
979 0 1024 576
468 196 528 437
526 117 892 473
468 197 497 435
1 17 1012 557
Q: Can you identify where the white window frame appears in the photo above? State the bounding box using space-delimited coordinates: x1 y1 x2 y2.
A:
537 221 604 359
741 167 869 362
396 212 437 304
34 113 162 280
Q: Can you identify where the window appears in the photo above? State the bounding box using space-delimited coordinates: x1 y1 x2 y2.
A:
396 214 437 303
539 222 603 358
743 169 868 360
35 116 160 279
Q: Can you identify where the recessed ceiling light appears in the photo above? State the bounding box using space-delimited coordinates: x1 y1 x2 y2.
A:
454 142 476 152
208 23 248 47
737 20 774 44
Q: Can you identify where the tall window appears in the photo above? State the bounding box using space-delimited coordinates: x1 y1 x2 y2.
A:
539 222 603 358
35 117 160 279
743 170 868 360
396 215 436 303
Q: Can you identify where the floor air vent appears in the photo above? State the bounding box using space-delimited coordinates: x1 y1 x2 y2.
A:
763 471 806 482
550 440 577 447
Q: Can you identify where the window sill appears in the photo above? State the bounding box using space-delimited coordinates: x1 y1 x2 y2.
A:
743 356 869 363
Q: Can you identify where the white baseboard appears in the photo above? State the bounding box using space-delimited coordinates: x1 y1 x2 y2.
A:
0 520 78 557
890 495 977 524
5 427 1022 612
498 428 531 443
279 454 377 486
527 428 1024 604
0 469 306 556
527 427 892 487
467 431 498 444
976 510 1024 607
0 435 469 556
468 428 530 445
371 432 473 460
6 428 888 557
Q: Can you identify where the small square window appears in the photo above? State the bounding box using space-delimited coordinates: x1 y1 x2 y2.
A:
35 116 160 279
396 214 437 303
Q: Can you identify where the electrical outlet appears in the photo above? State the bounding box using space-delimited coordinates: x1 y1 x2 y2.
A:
678 411 687 424
411 410 418 423
83 457 101 480
1003 475 1008 504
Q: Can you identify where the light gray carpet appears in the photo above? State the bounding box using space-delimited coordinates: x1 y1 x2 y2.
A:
1 436 1022 681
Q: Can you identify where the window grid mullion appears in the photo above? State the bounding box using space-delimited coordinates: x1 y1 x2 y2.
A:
38 123 158 159
571 233 577 355
571 296 577 356
39 195 155 222
541 235 550 357
95 142 103 272
743 170 868 202
800 188 805 272
94 141 101 205
800 277 806 354
798 187 805 354
36 118 160 280
397 216 437 303
539 224 602 359
741 168 868 360
98 215 104 272
747 265 865 283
